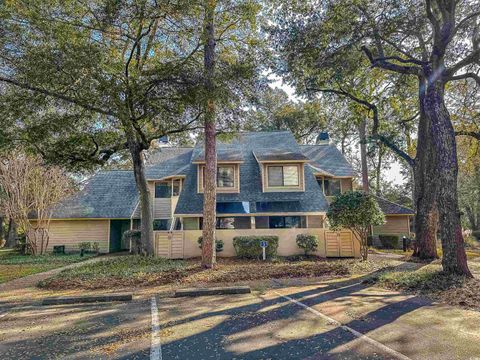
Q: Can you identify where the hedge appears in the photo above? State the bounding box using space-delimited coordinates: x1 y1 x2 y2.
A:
233 236 279 259
197 237 224 252
378 234 399 249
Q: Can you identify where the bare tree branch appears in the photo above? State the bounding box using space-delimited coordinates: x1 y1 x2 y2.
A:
455 131 480 140
308 87 415 166
361 46 422 75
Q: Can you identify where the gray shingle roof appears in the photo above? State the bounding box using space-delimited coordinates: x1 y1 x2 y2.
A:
145 147 193 180
52 131 368 219
175 131 330 215
374 195 414 215
300 144 355 177
51 171 138 219
192 148 244 163
254 149 309 162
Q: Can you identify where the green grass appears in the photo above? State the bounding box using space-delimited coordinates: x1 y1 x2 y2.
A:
0 252 97 284
373 267 466 293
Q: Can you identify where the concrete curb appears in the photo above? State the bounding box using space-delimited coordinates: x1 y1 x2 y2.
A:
42 294 133 305
174 286 251 297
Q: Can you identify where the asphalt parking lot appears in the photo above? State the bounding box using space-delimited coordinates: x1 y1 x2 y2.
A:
1 280 480 360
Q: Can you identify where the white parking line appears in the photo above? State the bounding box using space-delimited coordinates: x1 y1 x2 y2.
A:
0 312 9 320
274 291 412 360
150 296 162 360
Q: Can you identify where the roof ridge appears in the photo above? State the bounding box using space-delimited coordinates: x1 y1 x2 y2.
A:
97 169 133 172
374 195 413 211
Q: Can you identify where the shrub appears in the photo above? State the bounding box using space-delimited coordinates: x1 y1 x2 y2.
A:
92 242 100 253
472 230 480 241
78 242 92 251
464 235 479 249
123 230 141 255
233 236 279 259
378 235 399 249
296 234 318 255
197 237 224 252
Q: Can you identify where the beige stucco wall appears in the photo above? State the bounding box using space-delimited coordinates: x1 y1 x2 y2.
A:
45 220 110 253
373 215 411 237
180 228 361 258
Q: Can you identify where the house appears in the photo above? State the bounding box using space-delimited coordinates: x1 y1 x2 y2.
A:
45 131 414 257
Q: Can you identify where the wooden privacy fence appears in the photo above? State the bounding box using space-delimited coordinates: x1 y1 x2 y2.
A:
154 231 184 259
324 230 354 257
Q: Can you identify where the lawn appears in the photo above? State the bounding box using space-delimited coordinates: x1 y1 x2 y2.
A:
38 255 391 290
0 251 97 284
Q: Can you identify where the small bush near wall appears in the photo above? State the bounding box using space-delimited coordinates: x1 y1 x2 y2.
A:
197 237 224 252
296 234 318 255
78 241 100 254
233 236 279 259
472 230 480 241
78 242 91 252
379 235 399 249
123 230 141 254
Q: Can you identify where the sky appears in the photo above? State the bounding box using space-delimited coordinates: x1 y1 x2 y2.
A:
270 77 406 186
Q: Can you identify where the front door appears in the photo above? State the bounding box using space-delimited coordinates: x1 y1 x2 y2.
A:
109 220 131 252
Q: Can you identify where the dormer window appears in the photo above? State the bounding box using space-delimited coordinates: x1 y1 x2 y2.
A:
267 165 300 187
198 164 240 193
217 165 235 188
262 163 304 192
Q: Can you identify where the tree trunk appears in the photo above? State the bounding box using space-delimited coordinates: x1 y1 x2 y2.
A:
129 138 154 256
5 218 17 248
201 0 217 269
424 79 471 276
0 216 4 246
359 120 369 193
375 145 383 196
412 76 438 259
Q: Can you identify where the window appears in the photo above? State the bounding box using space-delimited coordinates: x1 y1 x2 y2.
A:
217 166 235 188
267 165 299 187
172 179 181 196
255 216 306 229
155 182 171 198
200 165 237 191
216 217 251 230
153 219 171 231
183 217 200 230
324 178 341 196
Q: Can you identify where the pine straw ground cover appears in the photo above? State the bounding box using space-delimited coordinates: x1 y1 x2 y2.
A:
0 251 96 284
38 255 390 290
366 259 480 310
